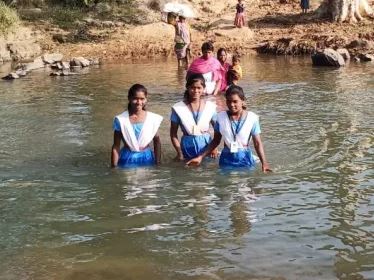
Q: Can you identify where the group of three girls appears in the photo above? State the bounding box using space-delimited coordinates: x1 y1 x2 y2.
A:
111 74 271 172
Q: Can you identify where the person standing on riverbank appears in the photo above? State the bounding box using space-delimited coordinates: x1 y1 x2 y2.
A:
187 42 222 96
234 0 246 28
111 84 163 168
187 85 271 172
170 73 218 161
173 15 192 68
300 0 310 13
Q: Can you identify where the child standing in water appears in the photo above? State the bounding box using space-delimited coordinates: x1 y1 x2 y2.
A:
170 73 218 161
227 55 243 88
234 0 246 28
187 85 271 171
111 84 163 168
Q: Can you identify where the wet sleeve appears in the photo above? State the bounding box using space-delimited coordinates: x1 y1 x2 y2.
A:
251 120 261 136
113 117 121 132
170 108 180 124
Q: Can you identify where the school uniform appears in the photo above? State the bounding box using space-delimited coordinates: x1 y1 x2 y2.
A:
113 111 163 167
171 100 217 160
215 110 261 168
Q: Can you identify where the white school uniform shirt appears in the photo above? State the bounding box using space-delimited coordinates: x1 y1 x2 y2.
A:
115 111 163 152
217 111 259 148
172 100 216 135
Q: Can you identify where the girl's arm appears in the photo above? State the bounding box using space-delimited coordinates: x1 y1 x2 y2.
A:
252 134 271 172
213 79 222 96
153 134 161 165
187 131 222 166
111 131 122 168
170 121 184 160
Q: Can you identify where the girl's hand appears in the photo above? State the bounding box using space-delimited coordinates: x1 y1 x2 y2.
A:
174 154 184 161
262 162 272 173
186 156 203 166
210 148 219 159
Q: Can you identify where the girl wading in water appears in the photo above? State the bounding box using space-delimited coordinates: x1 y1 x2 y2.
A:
187 85 271 171
170 73 218 161
111 84 163 168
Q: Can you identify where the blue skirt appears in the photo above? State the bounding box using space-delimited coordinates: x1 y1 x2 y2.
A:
181 133 211 160
118 147 155 168
219 147 256 168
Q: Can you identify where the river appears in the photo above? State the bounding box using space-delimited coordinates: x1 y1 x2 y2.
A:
0 56 373 280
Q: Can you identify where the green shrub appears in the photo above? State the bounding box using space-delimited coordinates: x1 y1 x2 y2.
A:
0 1 20 34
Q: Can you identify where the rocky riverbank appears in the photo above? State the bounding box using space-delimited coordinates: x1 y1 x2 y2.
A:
1 0 373 64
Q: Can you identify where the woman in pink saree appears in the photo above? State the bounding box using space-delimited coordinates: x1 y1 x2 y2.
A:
187 42 222 96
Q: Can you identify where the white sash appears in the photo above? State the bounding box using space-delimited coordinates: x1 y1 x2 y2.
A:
172 100 216 135
202 72 216 95
217 111 258 148
116 111 163 152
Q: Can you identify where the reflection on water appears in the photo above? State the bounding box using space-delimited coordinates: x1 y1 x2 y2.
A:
0 56 373 280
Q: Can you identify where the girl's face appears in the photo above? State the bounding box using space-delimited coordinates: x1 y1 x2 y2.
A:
202 49 213 60
233 59 239 66
226 93 244 114
129 90 147 111
188 80 205 100
218 51 227 63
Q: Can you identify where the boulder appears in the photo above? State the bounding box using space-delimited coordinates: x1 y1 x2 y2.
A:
311 48 345 67
15 69 27 77
19 8 42 18
24 56 45 71
62 61 71 70
70 57 90 67
336 48 350 61
43 53 63 64
2 72 19 80
358 53 374 62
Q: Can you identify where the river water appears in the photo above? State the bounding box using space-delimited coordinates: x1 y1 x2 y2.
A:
0 56 373 280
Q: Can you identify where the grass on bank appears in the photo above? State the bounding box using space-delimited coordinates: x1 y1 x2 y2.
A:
18 0 140 30
0 1 20 34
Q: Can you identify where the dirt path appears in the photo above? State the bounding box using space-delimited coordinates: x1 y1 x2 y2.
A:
32 0 374 61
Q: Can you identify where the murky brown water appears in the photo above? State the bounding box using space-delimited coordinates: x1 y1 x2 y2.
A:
0 56 373 280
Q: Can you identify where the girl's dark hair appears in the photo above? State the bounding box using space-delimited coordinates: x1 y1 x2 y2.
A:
232 54 240 62
128 83 147 111
201 41 214 52
217 48 226 57
184 73 206 102
225 85 247 109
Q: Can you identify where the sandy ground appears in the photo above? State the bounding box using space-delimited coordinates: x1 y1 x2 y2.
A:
32 0 374 61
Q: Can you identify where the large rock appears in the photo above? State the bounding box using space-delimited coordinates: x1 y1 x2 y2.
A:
2 72 19 80
70 57 90 67
24 56 45 71
336 48 350 61
311 48 345 67
358 53 374 62
7 41 41 61
42 53 63 64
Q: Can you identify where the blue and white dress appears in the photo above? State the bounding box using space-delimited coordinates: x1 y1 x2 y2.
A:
171 100 217 160
215 111 261 168
113 111 163 168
